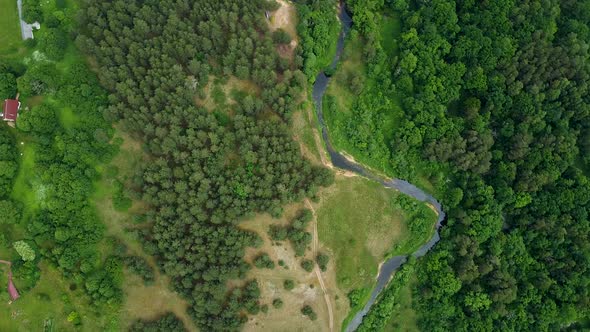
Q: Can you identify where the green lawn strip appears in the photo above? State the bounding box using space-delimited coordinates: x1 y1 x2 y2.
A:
294 100 322 161
0 0 23 57
10 131 40 217
379 14 401 57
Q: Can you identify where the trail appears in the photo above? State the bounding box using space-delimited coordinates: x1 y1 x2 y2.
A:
305 198 334 332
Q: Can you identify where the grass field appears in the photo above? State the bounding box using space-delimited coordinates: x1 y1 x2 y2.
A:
315 176 406 293
0 0 22 56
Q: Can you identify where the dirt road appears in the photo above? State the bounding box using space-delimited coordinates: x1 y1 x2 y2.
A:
305 199 334 332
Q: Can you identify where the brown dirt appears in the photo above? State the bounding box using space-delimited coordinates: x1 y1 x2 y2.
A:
268 0 298 59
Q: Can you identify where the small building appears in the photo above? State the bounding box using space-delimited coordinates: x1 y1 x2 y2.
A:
2 99 20 122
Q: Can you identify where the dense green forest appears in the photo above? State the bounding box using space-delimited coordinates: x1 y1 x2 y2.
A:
77 0 332 330
336 0 590 330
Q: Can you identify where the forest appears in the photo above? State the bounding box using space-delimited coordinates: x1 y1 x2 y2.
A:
3 0 589 330
77 0 333 330
335 0 590 330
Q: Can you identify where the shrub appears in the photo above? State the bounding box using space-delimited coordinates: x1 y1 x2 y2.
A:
272 298 283 309
254 253 275 269
301 259 314 272
316 253 329 272
283 279 295 290
272 29 292 44
301 305 317 320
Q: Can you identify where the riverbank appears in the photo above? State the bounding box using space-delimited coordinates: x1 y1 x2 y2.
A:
308 3 446 331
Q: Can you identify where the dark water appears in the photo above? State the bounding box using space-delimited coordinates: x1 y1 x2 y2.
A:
311 4 446 332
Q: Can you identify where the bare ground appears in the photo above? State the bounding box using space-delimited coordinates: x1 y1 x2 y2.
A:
268 0 298 58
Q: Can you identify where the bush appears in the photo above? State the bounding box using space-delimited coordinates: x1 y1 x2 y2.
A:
272 298 283 309
112 179 132 211
283 279 295 290
0 72 17 100
39 28 68 60
22 0 43 24
301 305 317 320
13 241 35 261
301 259 314 272
253 253 275 269
129 313 186 332
124 256 155 285
316 253 329 272
272 29 292 44
347 288 364 308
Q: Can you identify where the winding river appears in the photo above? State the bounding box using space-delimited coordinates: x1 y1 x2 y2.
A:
311 4 446 332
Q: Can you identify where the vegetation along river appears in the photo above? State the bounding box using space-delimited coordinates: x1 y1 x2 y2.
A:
311 4 447 331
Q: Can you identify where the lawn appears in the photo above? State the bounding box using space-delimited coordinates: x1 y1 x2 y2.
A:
10 134 41 218
380 14 401 56
316 176 406 293
0 0 22 56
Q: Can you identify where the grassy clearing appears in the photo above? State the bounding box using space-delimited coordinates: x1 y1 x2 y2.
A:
379 14 401 56
121 271 196 332
0 0 22 57
10 137 39 218
57 107 80 130
292 101 322 165
315 176 405 293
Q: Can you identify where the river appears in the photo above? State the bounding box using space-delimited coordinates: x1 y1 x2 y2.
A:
311 4 446 332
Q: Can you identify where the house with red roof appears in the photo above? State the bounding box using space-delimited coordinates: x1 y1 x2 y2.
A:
2 99 20 122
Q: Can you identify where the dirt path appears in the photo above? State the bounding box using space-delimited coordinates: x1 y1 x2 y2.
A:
305 199 334 332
